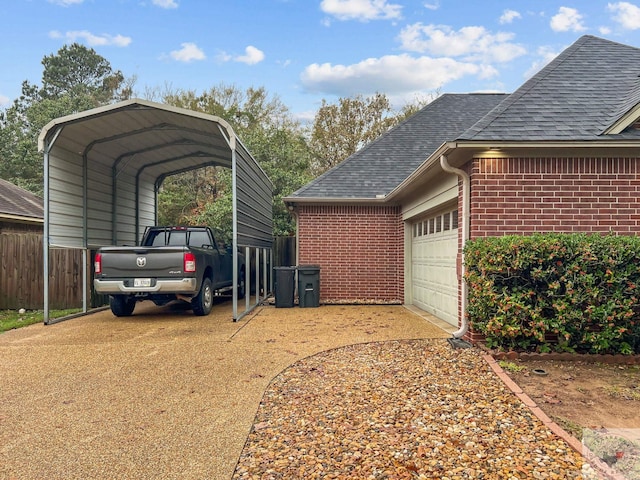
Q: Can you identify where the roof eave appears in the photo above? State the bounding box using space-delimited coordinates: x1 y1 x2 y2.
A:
0 213 44 224
283 196 390 206
385 142 455 202
603 103 640 134
386 138 640 201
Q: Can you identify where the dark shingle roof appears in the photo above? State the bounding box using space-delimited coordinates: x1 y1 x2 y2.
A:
0 178 43 220
460 35 640 141
290 35 640 202
290 93 507 199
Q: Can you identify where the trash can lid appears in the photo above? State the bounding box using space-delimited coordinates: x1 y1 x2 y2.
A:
297 264 320 271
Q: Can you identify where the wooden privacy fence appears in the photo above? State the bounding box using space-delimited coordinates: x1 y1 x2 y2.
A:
0 233 82 310
0 234 296 310
273 236 296 267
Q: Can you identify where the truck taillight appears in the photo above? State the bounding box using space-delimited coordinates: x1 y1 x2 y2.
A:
184 252 196 273
94 253 102 274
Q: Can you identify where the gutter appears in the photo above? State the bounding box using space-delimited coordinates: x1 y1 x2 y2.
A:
439 154 469 339
282 196 389 205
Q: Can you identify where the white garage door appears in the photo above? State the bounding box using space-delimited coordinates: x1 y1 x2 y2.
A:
411 209 458 326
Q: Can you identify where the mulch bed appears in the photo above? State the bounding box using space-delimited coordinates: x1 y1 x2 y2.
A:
233 339 599 479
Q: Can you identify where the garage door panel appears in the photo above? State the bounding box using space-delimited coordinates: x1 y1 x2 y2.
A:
412 228 458 326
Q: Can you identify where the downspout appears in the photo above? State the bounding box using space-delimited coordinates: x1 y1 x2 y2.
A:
289 205 300 298
440 155 469 339
289 207 300 267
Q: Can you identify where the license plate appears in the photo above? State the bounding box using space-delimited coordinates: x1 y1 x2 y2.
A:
134 278 152 287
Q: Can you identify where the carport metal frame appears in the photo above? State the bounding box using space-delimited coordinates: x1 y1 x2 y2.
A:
38 99 273 324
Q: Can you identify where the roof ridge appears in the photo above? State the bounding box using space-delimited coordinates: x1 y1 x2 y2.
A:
460 35 596 139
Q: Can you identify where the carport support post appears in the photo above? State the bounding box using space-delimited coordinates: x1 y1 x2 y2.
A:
263 248 268 300
232 147 239 321
255 247 260 302
43 144 50 324
42 127 63 325
245 246 250 312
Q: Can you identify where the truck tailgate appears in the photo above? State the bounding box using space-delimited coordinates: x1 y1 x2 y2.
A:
98 246 190 278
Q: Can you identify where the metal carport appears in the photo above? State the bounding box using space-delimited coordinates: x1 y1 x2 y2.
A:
38 98 273 324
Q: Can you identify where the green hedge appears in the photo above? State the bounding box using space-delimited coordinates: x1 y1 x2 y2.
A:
464 233 640 354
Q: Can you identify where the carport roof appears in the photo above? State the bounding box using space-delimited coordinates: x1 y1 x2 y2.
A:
38 98 238 182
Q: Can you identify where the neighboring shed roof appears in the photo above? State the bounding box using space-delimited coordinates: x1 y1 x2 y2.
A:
460 35 640 141
0 178 43 222
289 93 507 200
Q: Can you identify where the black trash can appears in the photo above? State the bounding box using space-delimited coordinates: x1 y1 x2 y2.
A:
274 266 296 308
297 265 320 308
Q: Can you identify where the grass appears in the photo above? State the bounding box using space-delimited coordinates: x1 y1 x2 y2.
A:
498 360 527 373
605 385 640 401
0 308 83 333
552 415 584 440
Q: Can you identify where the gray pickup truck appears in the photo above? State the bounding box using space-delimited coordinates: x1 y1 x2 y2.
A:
94 226 245 317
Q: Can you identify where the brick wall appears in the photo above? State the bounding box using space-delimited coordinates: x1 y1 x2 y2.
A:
470 157 640 238
297 204 404 304
462 156 640 342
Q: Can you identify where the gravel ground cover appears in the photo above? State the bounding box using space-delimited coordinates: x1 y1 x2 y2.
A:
234 339 598 480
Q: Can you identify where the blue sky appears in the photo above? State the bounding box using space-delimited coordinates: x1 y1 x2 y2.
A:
3 0 640 120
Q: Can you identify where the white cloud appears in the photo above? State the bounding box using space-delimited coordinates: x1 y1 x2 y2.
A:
523 46 560 79
300 54 498 96
397 24 526 63
0 94 10 107
550 6 586 32
423 2 439 10
320 0 402 21
599 25 612 34
49 30 131 47
170 42 206 62
152 0 178 8
47 0 83 6
608 2 640 30
235 46 265 65
499 9 521 24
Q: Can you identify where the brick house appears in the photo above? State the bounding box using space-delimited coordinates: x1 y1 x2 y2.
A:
284 35 640 340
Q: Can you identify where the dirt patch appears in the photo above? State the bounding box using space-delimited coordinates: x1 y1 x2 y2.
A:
504 359 640 478
504 360 639 434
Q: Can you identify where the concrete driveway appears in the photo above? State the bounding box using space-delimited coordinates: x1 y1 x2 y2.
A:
0 300 451 479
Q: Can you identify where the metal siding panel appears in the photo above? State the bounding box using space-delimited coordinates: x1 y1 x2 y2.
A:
87 161 113 246
138 174 156 237
114 175 137 245
48 149 84 248
235 144 272 248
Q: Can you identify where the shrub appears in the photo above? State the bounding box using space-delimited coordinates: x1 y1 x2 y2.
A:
464 233 640 354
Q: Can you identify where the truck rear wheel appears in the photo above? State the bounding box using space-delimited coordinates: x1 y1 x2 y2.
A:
192 277 213 316
110 295 136 316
